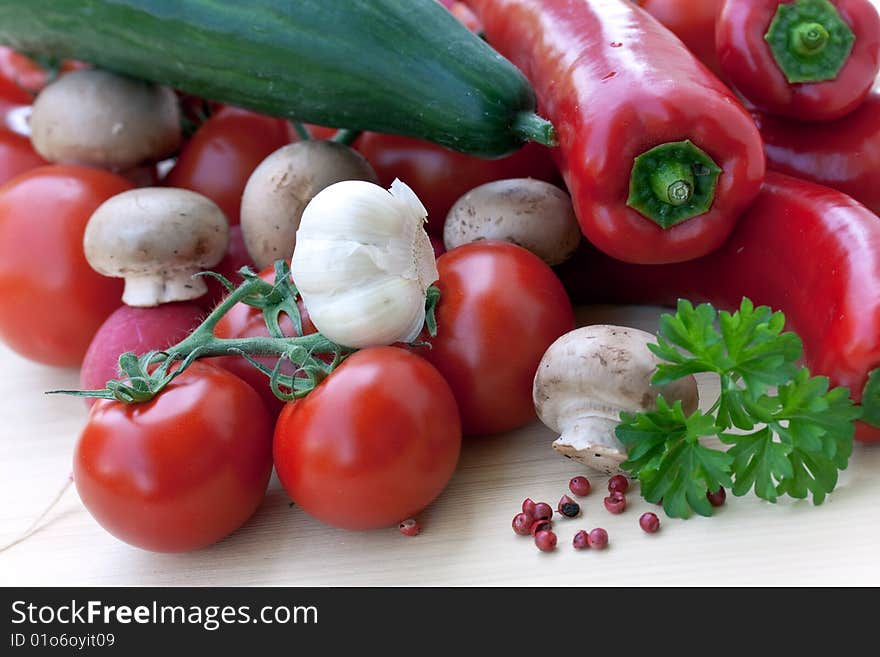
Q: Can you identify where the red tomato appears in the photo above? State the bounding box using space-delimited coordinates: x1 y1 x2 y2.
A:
165 106 291 224
75 361 273 552
0 130 47 186
422 242 574 436
274 347 461 530
80 302 206 406
0 165 131 366
356 133 561 235
213 266 316 415
0 47 89 96
636 0 724 77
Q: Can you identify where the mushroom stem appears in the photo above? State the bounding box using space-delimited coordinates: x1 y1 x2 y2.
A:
552 419 629 476
122 271 208 307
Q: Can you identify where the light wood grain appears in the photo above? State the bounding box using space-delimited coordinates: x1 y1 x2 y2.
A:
1 304 878 586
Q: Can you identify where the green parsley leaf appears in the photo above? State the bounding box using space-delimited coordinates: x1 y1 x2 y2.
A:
859 368 880 428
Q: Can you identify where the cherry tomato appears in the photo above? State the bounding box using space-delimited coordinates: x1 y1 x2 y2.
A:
213 266 316 415
0 47 89 96
0 130 47 186
80 302 206 406
75 361 273 552
165 106 291 224
356 133 560 235
0 165 131 366
274 347 461 530
422 242 574 436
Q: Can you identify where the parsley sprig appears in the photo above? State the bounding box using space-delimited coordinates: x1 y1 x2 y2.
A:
615 298 860 519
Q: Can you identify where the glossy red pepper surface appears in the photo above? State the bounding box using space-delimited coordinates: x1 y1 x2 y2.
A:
557 172 880 442
753 91 880 215
636 0 724 76
717 0 880 121
468 0 765 264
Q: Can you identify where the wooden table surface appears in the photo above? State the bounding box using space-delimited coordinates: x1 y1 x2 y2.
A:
1 304 878 587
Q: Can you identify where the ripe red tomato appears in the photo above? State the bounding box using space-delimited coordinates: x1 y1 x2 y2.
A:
356 133 561 235
80 302 206 406
213 266 316 415
165 106 291 224
0 165 131 366
75 361 274 552
422 242 574 436
274 347 461 530
0 130 47 186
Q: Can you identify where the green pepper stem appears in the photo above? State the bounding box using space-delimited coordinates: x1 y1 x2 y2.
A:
649 160 694 207
791 22 830 55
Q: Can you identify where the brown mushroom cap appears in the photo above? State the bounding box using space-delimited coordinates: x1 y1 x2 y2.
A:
84 188 229 307
30 69 181 170
240 140 378 270
443 179 582 265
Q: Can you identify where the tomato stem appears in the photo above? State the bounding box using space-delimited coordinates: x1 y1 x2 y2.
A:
331 129 361 146
764 0 855 84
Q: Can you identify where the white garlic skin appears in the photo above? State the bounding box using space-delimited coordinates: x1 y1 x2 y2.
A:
291 179 438 348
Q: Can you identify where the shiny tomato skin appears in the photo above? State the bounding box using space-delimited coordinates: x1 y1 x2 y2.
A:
75 361 274 552
0 165 131 366
0 130 47 186
423 242 575 436
356 133 560 235
165 106 291 224
273 347 462 530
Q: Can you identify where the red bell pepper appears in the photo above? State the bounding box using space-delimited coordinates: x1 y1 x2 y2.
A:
753 91 880 215
557 172 880 443
717 0 880 121
467 0 765 264
636 0 725 76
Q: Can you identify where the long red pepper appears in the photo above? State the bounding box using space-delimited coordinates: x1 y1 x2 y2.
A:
636 0 724 76
467 0 765 265
717 0 880 121
556 172 880 443
753 91 880 215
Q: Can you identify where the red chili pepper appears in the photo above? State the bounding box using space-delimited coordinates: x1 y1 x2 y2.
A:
467 0 765 264
556 172 880 443
717 0 880 121
636 0 725 76
753 91 880 215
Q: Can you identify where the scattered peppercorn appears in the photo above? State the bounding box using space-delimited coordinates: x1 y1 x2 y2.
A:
639 512 660 533
398 519 420 537
522 498 537 518
608 474 629 493
533 502 553 521
588 528 609 549
557 494 581 518
534 530 557 552
707 486 727 507
512 512 533 536
572 530 589 550
530 519 552 536
569 476 591 497
604 491 626 514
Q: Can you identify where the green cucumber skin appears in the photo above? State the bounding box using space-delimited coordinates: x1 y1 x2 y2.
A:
0 0 538 157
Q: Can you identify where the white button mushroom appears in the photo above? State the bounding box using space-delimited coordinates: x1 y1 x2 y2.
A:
30 69 181 170
84 188 229 307
240 140 379 270
443 178 582 265
533 325 699 475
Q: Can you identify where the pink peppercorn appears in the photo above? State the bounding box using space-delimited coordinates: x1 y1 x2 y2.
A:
707 487 727 507
604 491 626 514
639 512 660 533
608 474 629 493
534 530 557 552
588 528 609 549
512 513 532 536
557 494 580 518
572 530 589 550
533 502 553 521
569 476 591 496
522 498 537 518
398 519 420 536
530 519 552 536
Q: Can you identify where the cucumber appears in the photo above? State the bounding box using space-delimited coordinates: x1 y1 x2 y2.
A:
0 0 555 158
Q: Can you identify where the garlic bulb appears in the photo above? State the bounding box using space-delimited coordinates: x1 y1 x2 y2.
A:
291 179 439 348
